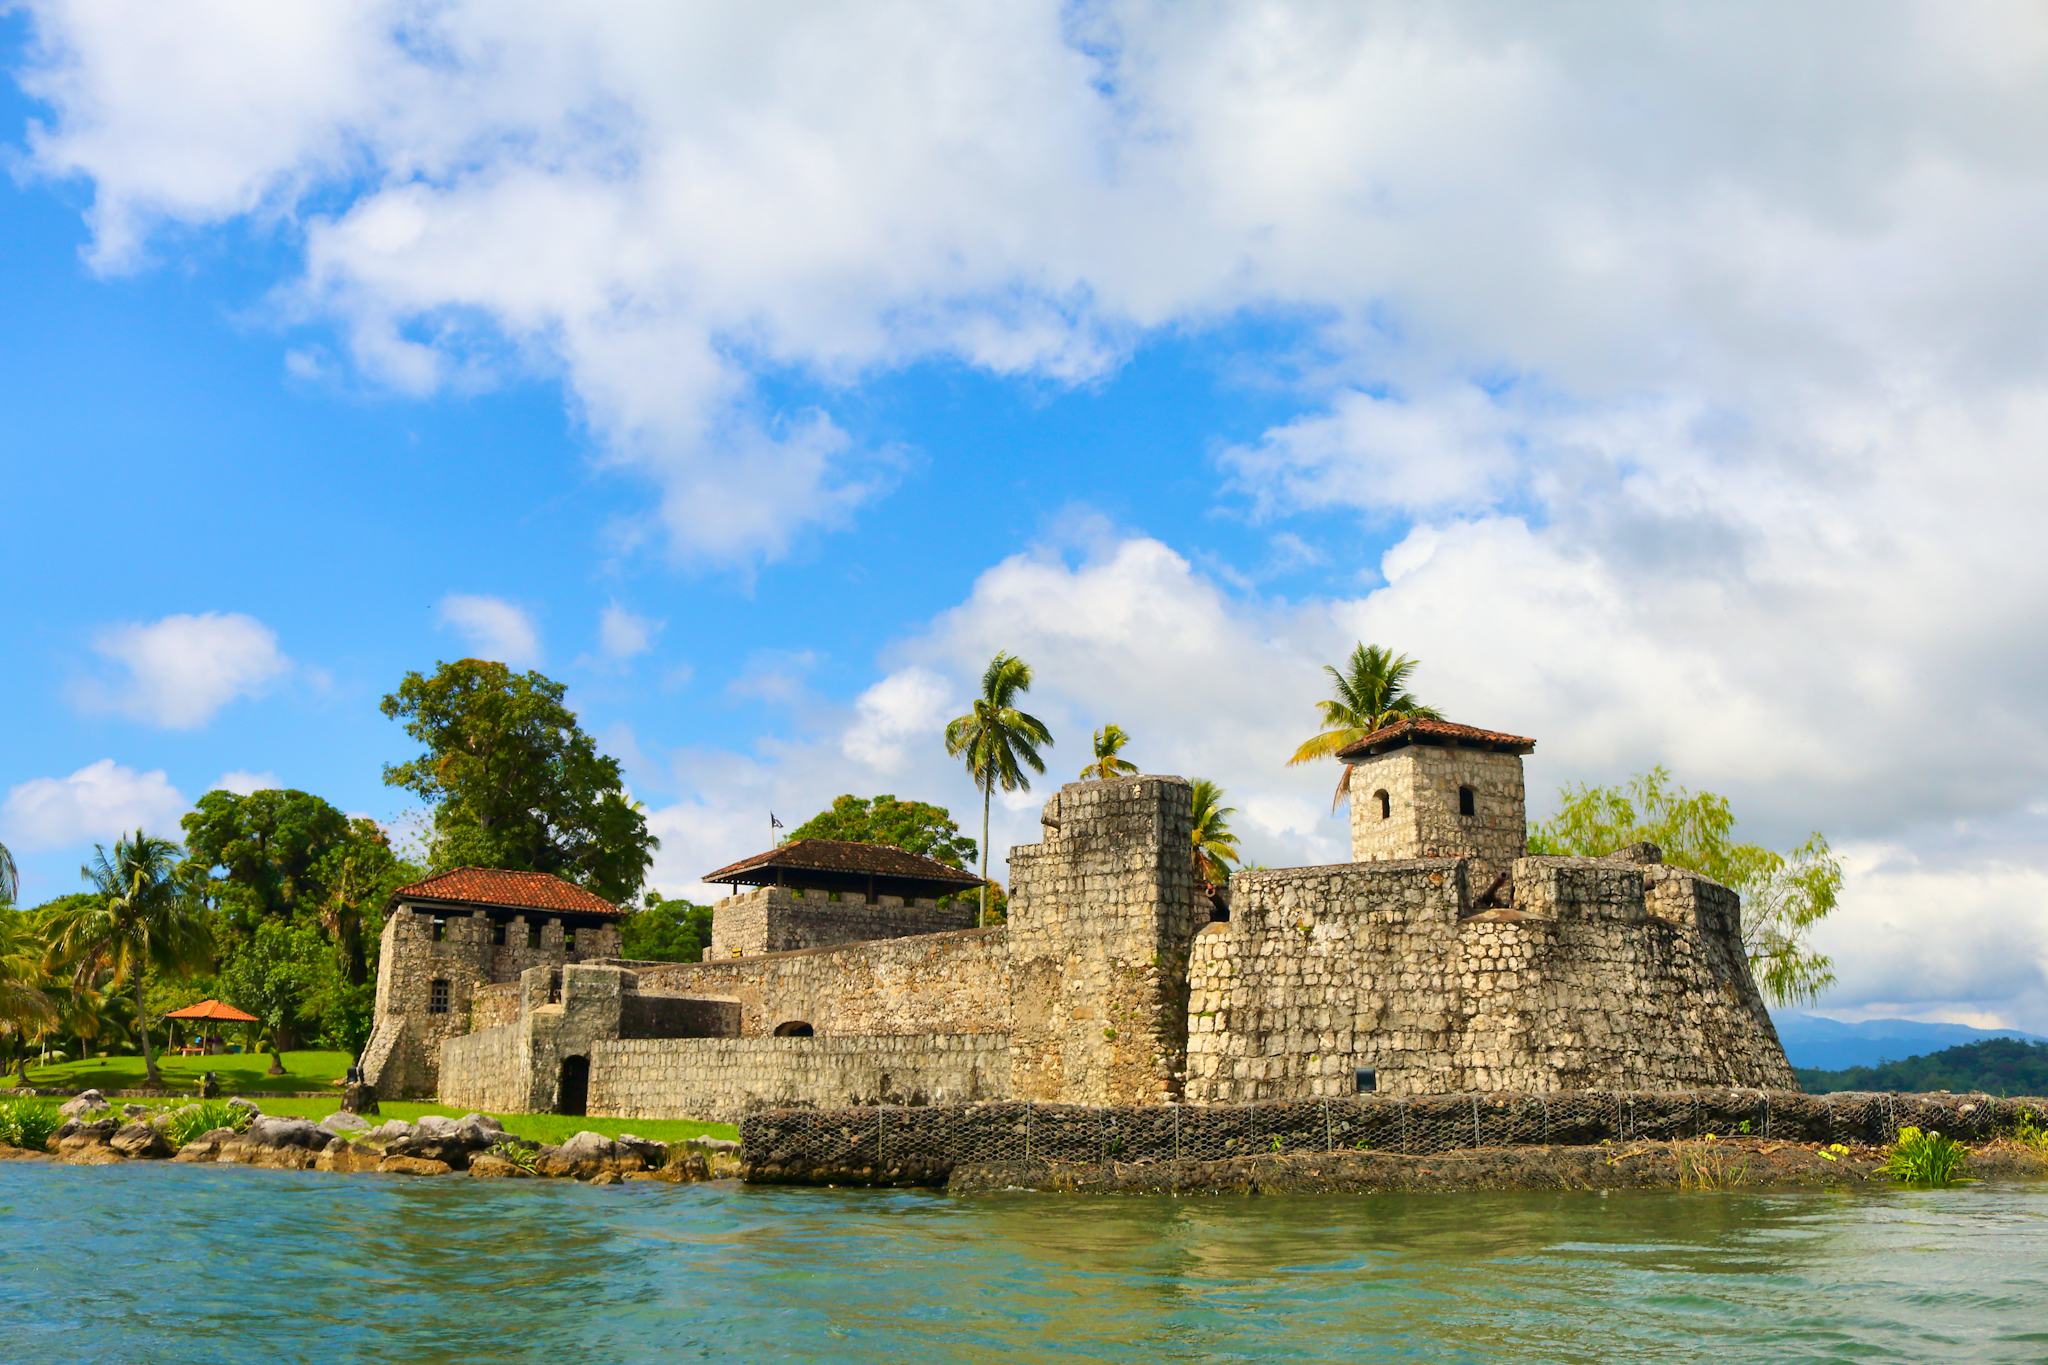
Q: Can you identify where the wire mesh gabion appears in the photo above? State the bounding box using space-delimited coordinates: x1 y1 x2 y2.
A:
740 1085 2048 1185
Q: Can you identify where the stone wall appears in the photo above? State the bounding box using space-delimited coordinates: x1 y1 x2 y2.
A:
471 983 521 1031
632 928 1010 1038
363 905 622 1097
1347 745 1526 889
621 992 742 1039
708 885 976 958
1185 852 1794 1103
588 1033 1011 1122
439 1022 529 1114
1006 776 1206 1106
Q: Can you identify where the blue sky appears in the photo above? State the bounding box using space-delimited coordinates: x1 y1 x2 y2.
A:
4 5 2046 1030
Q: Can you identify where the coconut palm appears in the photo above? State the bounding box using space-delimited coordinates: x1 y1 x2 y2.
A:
944 653 1054 926
48 831 211 1087
0 906 53 1077
1286 643 1442 804
0 837 17 907
1081 724 1139 781
1190 780 1241 885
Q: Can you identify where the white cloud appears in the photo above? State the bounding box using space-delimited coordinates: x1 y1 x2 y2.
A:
842 667 952 775
435 594 541 667
79 611 291 729
26 7 2048 564
598 603 662 663
212 770 280 796
2 759 188 852
1224 386 1521 516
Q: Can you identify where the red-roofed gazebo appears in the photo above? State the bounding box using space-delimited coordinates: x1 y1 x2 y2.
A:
164 998 258 1056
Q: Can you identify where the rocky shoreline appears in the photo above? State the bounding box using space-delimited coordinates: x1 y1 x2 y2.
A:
0 1090 738 1184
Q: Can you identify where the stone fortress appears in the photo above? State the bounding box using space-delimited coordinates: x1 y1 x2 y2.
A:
367 718 1795 1121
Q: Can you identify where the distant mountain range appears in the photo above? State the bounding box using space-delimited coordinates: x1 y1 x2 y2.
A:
1771 1011 2048 1072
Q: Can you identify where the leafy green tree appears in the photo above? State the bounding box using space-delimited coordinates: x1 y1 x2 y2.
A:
945 653 1054 927
1081 724 1139 781
1798 1038 2048 1097
0 907 53 1077
311 818 419 985
1527 766 1840 1005
381 659 657 904
48 832 212 1086
1190 779 1242 884
621 892 715 963
786 795 977 869
1286 643 1441 803
218 918 333 1073
180 788 350 925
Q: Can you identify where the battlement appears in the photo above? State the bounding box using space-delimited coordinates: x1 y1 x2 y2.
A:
708 883 975 958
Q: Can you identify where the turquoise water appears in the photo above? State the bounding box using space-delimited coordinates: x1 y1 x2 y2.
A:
4 1164 2047 1362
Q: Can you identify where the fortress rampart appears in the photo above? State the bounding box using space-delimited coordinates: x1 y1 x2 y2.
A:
425 718 1797 1121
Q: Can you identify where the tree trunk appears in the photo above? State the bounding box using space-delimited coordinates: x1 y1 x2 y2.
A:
267 1034 286 1076
136 970 160 1087
979 783 992 929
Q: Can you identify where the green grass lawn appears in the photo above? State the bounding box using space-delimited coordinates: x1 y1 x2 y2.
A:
4 1050 352 1095
106 1092 736 1146
7 1050 738 1145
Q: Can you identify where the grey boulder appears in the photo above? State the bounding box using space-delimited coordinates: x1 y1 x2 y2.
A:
247 1116 328 1150
109 1122 173 1160
319 1111 371 1137
59 1090 109 1119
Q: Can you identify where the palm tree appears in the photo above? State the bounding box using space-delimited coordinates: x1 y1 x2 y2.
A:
1286 643 1442 804
1081 724 1139 781
0 837 17 907
49 831 211 1087
0 906 53 1080
944 653 1054 927
1190 780 1241 885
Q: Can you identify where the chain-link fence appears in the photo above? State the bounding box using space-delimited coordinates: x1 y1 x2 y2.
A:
739 1088 2048 1185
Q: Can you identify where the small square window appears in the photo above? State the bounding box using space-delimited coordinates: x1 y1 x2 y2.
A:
564 927 578 953
527 922 541 949
491 920 507 946
428 979 450 1015
431 916 446 942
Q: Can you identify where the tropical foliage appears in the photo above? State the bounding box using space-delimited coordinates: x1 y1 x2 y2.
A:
1526 766 1839 1005
944 652 1053 926
1287 644 1440 803
620 892 715 963
1882 1126 1974 1186
1082 724 1138 781
382 659 657 904
47 832 212 1087
787 795 977 869
1189 780 1241 884
0 1097 60 1151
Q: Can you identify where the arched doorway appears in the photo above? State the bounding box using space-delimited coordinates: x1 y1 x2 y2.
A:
557 1055 590 1115
772 1021 814 1037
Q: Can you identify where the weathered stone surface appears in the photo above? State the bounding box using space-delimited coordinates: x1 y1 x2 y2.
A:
315 1142 383 1174
172 1128 238 1162
614 1134 666 1168
340 1081 379 1115
467 1153 533 1179
319 1111 370 1137
558 1130 615 1163
109 1122 173 1160
60 1090 109 1119
708 884 975 959
378 1154 453 1176
226 1097 261 1119
247 1116 327 1150
365 1119 414 1144
384 1113 497 1168
120 1103 148 1119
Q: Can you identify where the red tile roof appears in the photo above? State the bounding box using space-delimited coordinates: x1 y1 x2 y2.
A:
703 839 984 891
1335 717 1537 760
391 867 624 918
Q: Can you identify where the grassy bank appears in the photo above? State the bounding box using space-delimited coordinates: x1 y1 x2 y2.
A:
4 1050 351 1095
104 1093 736 1146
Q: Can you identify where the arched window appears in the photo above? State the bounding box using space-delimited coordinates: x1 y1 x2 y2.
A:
1374 789 1390 820
773 1021 815 1037
1458 785 1476 817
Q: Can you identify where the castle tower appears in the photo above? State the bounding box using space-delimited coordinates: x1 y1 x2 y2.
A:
1004 775 1206 1105
1339 719 1535 891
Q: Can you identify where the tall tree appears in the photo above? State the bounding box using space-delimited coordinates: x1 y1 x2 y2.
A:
1190 779 1242 884
0 906 53 1074
620 891 716 964
1081 724 1139 781
944 653 1053 927
0 837 17 907
1286 643 1442 803
49 832 212 1087
786 794 977 869
1527 767 1841 1005
381 659 657 904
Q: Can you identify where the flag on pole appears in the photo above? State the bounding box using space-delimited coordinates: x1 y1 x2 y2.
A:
771 812 784 844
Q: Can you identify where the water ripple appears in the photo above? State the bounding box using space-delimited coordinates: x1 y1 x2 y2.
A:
3 1165 2046 1362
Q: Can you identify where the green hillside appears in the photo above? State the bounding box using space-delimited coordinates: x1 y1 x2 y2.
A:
1797 1037 2048 1096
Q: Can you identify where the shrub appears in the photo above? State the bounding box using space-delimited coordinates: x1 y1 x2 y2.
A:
1882 1126 1975 1187
0 1098 62 1151
161 1099 255 1149
2007 1108 2048 1152
485 1139 539 1173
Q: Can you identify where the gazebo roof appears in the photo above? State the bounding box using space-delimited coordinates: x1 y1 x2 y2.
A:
163 998 258 1023
703 839 983 899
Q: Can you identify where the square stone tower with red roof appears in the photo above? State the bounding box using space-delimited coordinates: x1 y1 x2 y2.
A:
1340 718 1536 894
